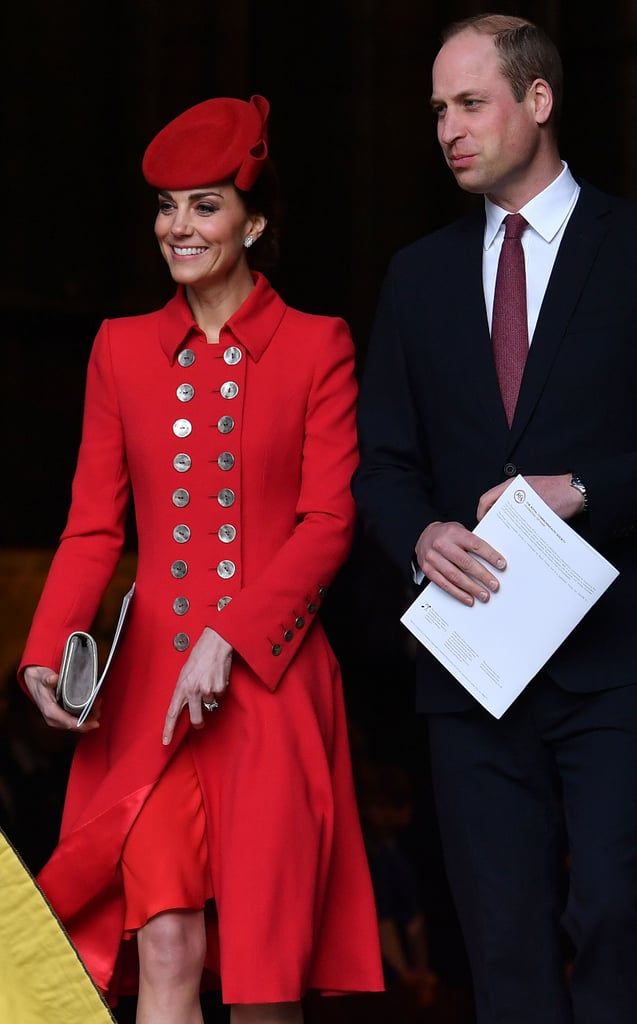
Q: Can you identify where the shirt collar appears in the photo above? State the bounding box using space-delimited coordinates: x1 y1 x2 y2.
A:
159 272 287 364
484 162 580 249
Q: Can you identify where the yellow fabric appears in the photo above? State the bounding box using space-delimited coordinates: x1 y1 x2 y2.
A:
0 829 115 1023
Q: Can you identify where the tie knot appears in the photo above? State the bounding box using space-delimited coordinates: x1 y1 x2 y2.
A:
504 213 527 240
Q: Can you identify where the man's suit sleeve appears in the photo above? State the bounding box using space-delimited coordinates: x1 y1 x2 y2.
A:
352 254 441 579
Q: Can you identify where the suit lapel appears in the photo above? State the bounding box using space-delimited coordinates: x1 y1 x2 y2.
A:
510 185 611 439
449 213 510 430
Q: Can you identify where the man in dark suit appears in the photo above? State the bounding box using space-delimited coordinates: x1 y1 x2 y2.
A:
353 13 637 1023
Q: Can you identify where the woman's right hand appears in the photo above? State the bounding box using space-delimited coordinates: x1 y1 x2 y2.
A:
22 665 100 732
162 626 233 745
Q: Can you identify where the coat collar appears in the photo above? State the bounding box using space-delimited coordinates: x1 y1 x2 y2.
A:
158 272 287 364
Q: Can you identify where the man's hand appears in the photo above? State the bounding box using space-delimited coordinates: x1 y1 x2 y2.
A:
415 520 507 606
477 473 582 522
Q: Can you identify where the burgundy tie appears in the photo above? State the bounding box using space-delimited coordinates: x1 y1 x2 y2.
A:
491 213 529 426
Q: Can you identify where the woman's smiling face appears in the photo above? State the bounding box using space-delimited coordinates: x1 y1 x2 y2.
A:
154 182 265 288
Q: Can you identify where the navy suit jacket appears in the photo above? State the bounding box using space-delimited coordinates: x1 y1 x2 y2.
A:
353 181 637 712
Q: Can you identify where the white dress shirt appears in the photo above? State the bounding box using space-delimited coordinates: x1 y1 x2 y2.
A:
483 162 581 342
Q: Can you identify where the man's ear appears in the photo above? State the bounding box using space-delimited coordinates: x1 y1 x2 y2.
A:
531 78 553 126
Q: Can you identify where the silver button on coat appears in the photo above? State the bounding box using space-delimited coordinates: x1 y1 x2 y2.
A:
173 418 192 438
217 488 235 507
218 415 235 434
217 559 236 579
172 488 190 507
218 524 237 543
224 346 243 365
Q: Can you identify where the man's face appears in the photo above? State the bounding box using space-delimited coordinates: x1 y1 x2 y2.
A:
431 29 542 203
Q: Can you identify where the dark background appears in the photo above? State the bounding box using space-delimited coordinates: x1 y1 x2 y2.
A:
3 0 636 545
2 1 636 1020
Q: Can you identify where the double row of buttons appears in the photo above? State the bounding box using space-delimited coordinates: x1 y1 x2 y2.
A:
171 345 243 653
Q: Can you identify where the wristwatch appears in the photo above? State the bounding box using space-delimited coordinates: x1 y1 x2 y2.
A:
570 474 588 512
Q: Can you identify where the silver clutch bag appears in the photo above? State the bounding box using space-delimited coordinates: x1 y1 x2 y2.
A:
55 582 135 723
56 631 98 716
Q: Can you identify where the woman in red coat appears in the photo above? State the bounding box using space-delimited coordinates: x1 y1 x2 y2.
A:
19 95 383 1024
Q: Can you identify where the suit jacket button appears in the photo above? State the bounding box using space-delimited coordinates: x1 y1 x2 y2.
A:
272 643 282 656
503 462 517 477
174 632 190 651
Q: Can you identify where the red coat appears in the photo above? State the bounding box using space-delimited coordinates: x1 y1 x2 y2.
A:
20 274 383 1003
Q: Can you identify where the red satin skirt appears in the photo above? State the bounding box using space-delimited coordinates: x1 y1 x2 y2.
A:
121 741 213 934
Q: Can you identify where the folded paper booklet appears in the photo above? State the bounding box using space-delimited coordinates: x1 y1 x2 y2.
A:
56 582 135 726
401 477 619 719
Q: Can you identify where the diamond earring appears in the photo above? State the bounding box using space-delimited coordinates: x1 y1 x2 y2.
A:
243 235 254 249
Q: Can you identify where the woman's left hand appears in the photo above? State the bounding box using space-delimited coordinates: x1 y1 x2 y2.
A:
162 626 233 745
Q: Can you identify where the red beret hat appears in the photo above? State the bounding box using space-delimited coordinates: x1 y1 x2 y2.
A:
142 94 269 192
